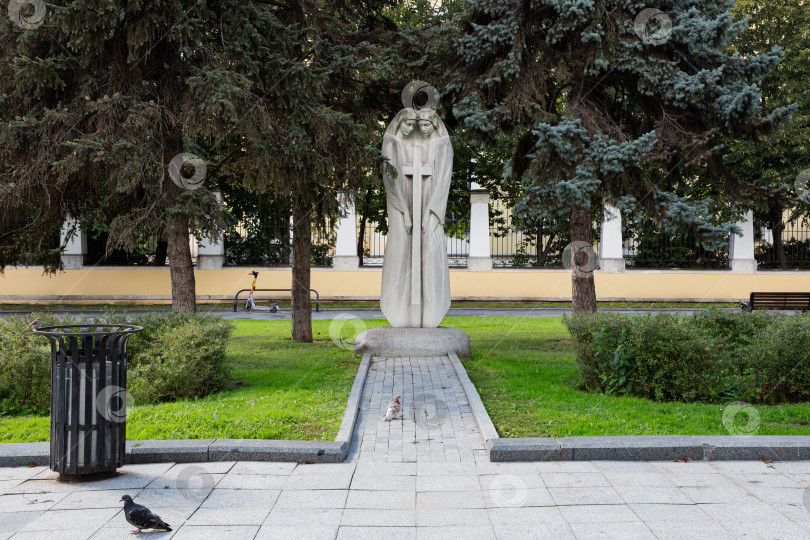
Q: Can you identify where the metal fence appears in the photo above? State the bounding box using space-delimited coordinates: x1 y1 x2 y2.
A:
755 218 810 270
357 219 469 268
490 199 570 268
85 233 177 266
623 220 729 269
224 218 335 267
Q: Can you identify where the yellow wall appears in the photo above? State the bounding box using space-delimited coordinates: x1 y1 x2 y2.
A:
1 267 809 304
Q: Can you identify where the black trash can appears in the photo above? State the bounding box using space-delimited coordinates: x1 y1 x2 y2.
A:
33 324 143 478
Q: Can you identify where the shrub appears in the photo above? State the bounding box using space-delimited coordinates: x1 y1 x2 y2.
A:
564 310 810 404
0 312 233 413
126 314 233 404
0 314 62 414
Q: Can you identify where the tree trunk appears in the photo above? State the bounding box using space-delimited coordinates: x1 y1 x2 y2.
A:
167 213 197 313
291 194 313 342
356 188 373 266
163 123 197 313
768 198 787 269
570 204 597 313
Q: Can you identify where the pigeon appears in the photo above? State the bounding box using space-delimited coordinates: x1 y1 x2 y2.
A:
384 395 401 421
120 494 171 535
27 318 41 330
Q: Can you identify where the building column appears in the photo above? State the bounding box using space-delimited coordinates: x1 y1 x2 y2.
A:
467 182 492 271
197 188 225 270
333 191 360 270
60 219 87 270
730 209 757 274
599 203 626 273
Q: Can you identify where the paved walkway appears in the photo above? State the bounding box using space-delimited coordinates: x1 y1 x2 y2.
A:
346 356 484 463
2 460 810 538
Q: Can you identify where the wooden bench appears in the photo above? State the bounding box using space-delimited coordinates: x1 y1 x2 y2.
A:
741 292 810 312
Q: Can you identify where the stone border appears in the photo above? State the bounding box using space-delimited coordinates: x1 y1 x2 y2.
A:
447 352 810 462
0 353 371 467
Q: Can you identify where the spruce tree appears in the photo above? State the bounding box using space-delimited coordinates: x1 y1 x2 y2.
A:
449 0 795 312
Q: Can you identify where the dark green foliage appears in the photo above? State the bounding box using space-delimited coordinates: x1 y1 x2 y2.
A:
0 313 233 412
0 315 62 414
126 315 233 405
565 310 810 404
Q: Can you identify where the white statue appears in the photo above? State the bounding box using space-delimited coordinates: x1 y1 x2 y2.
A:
380 107 453 328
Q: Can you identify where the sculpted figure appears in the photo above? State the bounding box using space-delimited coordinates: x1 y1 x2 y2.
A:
380 108 453 328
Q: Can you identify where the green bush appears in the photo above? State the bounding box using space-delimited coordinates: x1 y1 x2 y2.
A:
564 310 810 404
126 314 233 404
0 315 62 414
0 312 233 413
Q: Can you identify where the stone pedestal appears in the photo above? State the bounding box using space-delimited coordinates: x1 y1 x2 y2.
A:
354 327 471 359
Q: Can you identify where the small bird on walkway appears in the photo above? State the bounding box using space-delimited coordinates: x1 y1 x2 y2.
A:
27 318 41 330
120 494 171 535
384 395 401 421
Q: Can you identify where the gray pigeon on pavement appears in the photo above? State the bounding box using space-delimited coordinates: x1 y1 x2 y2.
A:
120 494 171 534
384 395 401 421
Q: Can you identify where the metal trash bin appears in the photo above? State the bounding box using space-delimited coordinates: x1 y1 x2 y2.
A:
33 324 143 478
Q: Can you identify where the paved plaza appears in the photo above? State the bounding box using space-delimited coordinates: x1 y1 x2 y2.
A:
1 355 810 539
2 459 810 539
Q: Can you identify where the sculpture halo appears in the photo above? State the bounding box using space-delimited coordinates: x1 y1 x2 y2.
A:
401 80 440 111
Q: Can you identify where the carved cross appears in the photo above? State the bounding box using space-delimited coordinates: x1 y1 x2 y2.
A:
402 146 433 326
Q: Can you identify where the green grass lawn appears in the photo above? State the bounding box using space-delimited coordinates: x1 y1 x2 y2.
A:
2 315 806 443
0 320 360 442
447 316 810 438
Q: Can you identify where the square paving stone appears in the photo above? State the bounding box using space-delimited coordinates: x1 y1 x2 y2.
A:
492 522 575 539
337 526 415 540
346 490 415 510
558 504 640 523
568 521 656 539
487 506 567 526
416 490 485 509
0 492 68 512
416 475 480 492
628 503 714 524
52 489 139 510
265 508 344 526
548 486 624 506
217 474 287 490
541 472 610 488
602 471 675 487
354 462 416 476
291 463 357 476
170 525 259 539
188 489 280 525
483 488 555 508
644 521 736 540
417 525 496 540
680 484 759 504
352 474 416 491
534 462 599 474
20 507 119 532
0 467 47 481
416 462 477 476
727 472 802 488
613 486 692 505
340 509 416 527
283 473 353 491
0 511 45 536
274 489 348 509
416 508 491 527
255 525 338 540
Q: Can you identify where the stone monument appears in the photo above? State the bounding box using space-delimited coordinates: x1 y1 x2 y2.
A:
355 86 470 358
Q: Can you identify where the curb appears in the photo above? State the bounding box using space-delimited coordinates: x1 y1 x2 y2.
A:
0 353 370 467
447 352 810 462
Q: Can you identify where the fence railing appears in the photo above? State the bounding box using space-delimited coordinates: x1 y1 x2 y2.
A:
755 219 810 270
623 220 729 270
